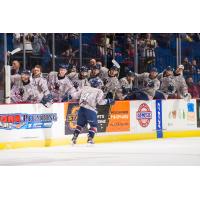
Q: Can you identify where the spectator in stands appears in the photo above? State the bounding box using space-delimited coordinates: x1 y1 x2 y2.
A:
196 80 200 98
31 33 47 56
186 76 199 99
182 57 191 75
138 33 157 73
89 58 96 69
13 33 33 51
190 59 198 74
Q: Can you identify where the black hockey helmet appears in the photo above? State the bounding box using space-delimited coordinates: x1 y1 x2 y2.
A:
92 64 101 70
126 70 135 77
166 66 173 71
79 66 89 72
21 70 31 76
150 67 158 73
59 64 69 69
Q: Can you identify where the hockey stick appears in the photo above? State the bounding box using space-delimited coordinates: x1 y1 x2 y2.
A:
112 59 121 79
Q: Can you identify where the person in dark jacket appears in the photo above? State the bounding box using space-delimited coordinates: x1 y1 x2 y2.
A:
186 76 199 99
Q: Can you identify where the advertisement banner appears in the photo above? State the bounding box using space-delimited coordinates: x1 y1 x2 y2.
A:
105 101 130 132
162 99 197 131
64 101 130 135
0 103 65 142
132 100 156 134
64 102 111 135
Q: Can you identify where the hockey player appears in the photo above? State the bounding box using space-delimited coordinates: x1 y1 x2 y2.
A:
71 77 115 144
88 58 97 69
68 66 90 90
31 65 53 107
11 70 36 103
103 65 121 98
89 64 104 88
47 64 77 102
10 60 22 88
96 61 108 81
133 67 160 100
158 66 176 99
11 60 22 75
173 65 191 100
157 66 174 80
119 70 136 96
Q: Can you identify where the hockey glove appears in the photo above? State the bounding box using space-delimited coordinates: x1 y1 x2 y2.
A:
73 81 79 89
41 94 53 108
183 93 191 102
147 81 155 88
106 98 115 105
168 84 175 93
54 83 60 90
62 94 72 102
19 88 24 96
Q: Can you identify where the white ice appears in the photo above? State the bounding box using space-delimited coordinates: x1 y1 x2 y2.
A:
0 137 200 165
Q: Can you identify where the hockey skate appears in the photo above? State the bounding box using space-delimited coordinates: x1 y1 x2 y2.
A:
87 137 94 144
71 134 78 145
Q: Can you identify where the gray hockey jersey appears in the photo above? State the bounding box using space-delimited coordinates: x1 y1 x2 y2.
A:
47 71 77 102
67 72 90 89
73 86 107 112
30 74 50 102
103 76 121 97
136 72 160 98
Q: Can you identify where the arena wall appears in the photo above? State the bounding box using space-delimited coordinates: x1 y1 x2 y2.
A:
0 99 200 150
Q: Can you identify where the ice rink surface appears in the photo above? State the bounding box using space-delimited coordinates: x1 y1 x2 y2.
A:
0 137 200 166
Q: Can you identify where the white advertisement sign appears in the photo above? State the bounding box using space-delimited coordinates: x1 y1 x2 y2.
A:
131 100 156 134
0 103 65 142
162 99 197 131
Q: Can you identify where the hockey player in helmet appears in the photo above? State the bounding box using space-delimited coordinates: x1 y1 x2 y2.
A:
11 70 36 103
97 61 109 81
103 65 121 98
71 77 115 145
157 66 176 99
129 67 160 100
173 65 191 100
47 64 77 102
69 66 90 90
119 70 137 97
31 65 53 107
89 64 104 89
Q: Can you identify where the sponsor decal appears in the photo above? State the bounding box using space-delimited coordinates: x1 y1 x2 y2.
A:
136 103 152 128
0 113 57 130
64 101 130 134
65 104 80 132
168 103 195 122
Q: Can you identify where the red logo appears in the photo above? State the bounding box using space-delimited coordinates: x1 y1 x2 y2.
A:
136 103 152 127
